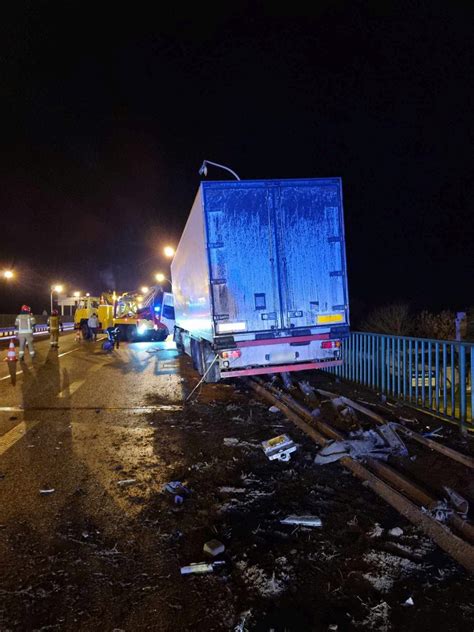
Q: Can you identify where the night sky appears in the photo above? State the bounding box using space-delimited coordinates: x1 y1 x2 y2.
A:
1 2 473 317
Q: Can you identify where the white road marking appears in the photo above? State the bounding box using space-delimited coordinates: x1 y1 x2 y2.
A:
57 379 85 398
0 421 40 456
0 370 23 382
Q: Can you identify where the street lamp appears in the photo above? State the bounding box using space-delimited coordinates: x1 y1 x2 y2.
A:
155 272 172 284
3 270 14 280
50 284 64 313
163 246 175 258
198 160 240 181
141 286 149 294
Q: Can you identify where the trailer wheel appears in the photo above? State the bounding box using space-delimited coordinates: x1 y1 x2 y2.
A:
174 328 184 354
81 322 89 340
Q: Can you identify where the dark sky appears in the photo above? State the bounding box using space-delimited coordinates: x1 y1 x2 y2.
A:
1 2 473 315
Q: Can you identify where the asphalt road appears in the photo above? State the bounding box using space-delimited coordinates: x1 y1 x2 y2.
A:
0 332 195 629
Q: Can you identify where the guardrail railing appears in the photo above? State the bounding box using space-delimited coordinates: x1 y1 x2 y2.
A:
328 332 474 430
0 322 75 339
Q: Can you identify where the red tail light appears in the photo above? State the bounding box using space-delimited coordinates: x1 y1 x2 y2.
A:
220 349 242 360
321 341 334 349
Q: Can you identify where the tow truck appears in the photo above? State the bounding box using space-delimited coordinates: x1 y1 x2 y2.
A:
74 287 175 342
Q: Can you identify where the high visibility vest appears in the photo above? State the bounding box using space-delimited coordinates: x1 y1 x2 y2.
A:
15 314 36 334
48 315 60 331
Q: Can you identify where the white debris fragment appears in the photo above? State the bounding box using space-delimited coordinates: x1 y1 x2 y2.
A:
368 523 384 538
224 437 239 446
268 405 280 413
39 488 55 495
280 515 322 527
402 596 414 606
388 527 404 537
116 479 137 486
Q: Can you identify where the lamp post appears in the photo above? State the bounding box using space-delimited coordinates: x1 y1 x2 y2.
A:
2 270 14 280
163 246 175 258
50 284 64 313
198 160 240 181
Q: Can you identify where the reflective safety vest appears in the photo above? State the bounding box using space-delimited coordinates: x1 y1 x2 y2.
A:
48 315 60 331
15 314 36 334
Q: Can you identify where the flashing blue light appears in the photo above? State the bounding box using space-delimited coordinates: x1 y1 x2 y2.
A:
154 306 161 313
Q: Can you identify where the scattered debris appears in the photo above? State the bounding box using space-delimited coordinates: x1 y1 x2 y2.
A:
358 601 391 631
443 486 469 516
164 481 190 500
261 434 297 462
234 610 252 632
224 437 240 446
180 560 225 575
422 500 453 523
368 523 384 538
388 527 404 537
39 488 55 495
314 425 407 465
402 596 414 606
268 405 280 413
280 515 322 528
203 539 225 556
117 479 137 487
423 426 444 438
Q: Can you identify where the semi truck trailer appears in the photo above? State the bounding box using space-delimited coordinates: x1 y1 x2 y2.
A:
172 178 350 382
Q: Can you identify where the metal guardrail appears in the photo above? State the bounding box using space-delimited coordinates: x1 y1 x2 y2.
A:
328 332 474 429
0 322 75 339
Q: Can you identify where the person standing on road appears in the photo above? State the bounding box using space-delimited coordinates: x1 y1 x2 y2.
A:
15 305 36 360
87 313 99 342
47 309 60 348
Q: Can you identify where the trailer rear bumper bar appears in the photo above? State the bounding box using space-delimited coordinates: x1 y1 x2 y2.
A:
221 360 342 378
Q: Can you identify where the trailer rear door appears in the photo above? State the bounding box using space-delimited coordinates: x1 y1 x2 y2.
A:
204 183 283 333
274 180 348 330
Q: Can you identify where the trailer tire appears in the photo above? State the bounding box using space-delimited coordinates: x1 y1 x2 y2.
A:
174 328 185 354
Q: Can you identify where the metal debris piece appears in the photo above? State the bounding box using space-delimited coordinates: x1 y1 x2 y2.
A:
368 523 384 538
117 479 137 486
443 486 469 516
422 500 453 523
261 434 297 462
280 515 322 528
314 424 407 465
39 488 55 494
180 560 225 575
203 539 225 556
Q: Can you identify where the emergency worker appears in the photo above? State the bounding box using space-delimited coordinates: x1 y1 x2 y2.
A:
15 305 36 360
47 309 60 348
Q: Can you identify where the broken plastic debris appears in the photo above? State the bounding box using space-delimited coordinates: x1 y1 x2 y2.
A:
117 479 137 486
314 424 407 465
388 527 404 537
224 437 240 446
268 405 280 413
422 500 453 522
164 481 190 497
261 434 297 462
368 523 384 538
402 597 414 606
180 560 225 575
39 488 55 494
443 486 469 516
280 515 322 527
203 539 225 556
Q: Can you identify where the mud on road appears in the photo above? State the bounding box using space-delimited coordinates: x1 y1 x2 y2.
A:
1 363 474 631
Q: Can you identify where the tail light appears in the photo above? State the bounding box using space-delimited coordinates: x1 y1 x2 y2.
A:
321 341 334 349
220 349 242 360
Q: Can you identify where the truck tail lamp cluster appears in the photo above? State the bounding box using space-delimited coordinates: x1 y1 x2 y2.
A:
321 340 341 349
220 349 242 360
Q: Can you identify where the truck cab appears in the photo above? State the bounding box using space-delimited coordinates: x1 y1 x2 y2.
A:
74 296 114 337
114 287 175 342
